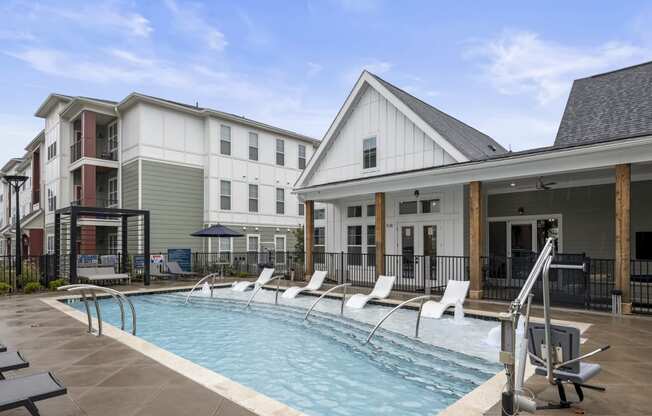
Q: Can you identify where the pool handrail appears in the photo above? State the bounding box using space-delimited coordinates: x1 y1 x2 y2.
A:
304 283 352 321
365 295 434 344
244 275 284 308
185 272 224 304
58 284 136 336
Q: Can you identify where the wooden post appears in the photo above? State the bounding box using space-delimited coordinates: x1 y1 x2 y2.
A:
615 164 631 314
469 181 483 299
305 200 314 278
375 192 386 277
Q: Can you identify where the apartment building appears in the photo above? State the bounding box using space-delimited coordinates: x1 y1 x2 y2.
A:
0 131 46 257
1 92 319 258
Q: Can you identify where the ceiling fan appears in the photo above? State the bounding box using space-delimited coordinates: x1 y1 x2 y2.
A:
536 177 557 190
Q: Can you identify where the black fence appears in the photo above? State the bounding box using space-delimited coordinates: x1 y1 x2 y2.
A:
631 259 652 314
0 254 57 291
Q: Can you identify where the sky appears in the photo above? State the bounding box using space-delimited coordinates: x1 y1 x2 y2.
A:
2 0 652 160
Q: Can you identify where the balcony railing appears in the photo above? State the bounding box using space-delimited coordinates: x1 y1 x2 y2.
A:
70 141 118 163
71 198 119 208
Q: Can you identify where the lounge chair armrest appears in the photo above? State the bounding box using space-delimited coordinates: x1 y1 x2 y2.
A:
557 345 611 369
528 351 546 366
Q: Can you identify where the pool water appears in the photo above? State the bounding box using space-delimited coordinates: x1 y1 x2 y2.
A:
68 289 501 416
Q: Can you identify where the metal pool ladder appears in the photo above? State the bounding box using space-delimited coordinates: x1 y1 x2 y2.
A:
185 273 225 304
58 284 136 337
304 283 351 320
244 275 284 308
365 295 434 344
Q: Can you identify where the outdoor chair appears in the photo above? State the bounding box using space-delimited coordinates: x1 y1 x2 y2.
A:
527 323 609 409
232 268 275 292
166 261 197 277
345 275 396 309
0 351 29 379
421 280 470 319
282 270 327 299
0 372 67 416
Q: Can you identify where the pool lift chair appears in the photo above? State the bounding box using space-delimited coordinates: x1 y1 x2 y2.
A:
499 238 609 414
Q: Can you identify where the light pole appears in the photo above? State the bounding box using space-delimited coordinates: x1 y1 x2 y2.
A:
2 175 28 285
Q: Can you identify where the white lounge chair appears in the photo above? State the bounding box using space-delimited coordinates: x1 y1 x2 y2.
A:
231 268 274 292
421 280 470 319
282 270 327 299
345 275 396 309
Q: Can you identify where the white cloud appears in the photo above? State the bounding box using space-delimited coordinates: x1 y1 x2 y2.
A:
164 0 227 51
343 60 393 84
466 30 649 105
471 111 559 151
0 113 43 159
363 61 393 75
307 62 323 78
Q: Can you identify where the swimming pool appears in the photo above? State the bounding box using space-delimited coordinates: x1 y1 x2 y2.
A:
67 288 501 416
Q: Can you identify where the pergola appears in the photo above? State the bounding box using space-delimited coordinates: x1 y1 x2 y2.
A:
54 205 151 285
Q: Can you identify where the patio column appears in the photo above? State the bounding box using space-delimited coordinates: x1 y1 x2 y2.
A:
375 192 386 276
469 181 483 299
615 164 631 314
81 111 96 158
305 200 314 278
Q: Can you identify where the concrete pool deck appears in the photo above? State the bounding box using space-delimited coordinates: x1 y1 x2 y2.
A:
0 279 651 415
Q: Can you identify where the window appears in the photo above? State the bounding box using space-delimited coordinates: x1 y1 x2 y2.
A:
276 188 285 214
314 227 326 253
367 225 376 267
421 199 440 214
220 180 231 210
46 235 54 254
108 233 118 254
347 226 362 265
248 184 258 212
275 235 286 263
47 188 56 212
276 139 285 166
220 125 231 155
637 232 652 260
247 235 260 252
298 144 306 169
315 208 325 220
298 203 304 216
218 237 232 262
248 132 258 161
108 177 118 207
363 137 377 169
47 142 57 160
347 206 362 218
399 201 418 215
367 204 375 217
107 122 118 158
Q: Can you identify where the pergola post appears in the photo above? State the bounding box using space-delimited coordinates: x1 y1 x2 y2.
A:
615 164 631 314
375 192 386 277
305 200 314 278
144 211 150 286
121 216 128 274
469 181 483 299
70 207 78 284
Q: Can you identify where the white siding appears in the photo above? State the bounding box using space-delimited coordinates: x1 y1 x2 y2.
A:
308 85 456 187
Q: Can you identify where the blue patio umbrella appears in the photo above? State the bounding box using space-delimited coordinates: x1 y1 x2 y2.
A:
191 224 244 238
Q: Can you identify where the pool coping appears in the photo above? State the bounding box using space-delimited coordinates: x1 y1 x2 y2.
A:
42 285 592 416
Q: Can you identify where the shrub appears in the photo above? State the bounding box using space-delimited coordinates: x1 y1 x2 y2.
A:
23 282 41 294
238 271 249 278
0 282 11 295
48 279 66 291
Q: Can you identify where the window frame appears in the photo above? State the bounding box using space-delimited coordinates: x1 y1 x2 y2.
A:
298 144 306 169
276 139 285 166
347 205 362 218
276 187 285 214
362 136 377 170
366 225 376 267
347 225 363 266
298 203 304 216
220 124 232 156
220 180 231 210
108 176 118 207
248 184 258 213
314 208 326 220
248 132 259 161
246 234 261 252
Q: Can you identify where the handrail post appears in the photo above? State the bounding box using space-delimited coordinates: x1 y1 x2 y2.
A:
91 291 102 336
340 283 347 315
275 275 280 305
365 295 433 344
305 283 352 320
80 289 93 334
415 297 427 338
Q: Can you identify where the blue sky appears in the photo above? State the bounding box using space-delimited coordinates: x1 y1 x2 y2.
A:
2 0 652 159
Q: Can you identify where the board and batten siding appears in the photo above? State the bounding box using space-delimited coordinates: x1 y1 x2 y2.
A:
208 225 299 253
140 160 204 252
308 85 456 187
121 161 140 252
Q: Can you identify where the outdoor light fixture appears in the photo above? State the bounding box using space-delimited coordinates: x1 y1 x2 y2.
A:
2 175 29 282
414 190 420 199
510 182 516 187
518 207 525 215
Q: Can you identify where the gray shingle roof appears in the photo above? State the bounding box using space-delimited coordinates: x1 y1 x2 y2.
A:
369 73 507 160
555 61 652 147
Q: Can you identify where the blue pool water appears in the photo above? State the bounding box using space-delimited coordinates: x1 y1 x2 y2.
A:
67 290 501 416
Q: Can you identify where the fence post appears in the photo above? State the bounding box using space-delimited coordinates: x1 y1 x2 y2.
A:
425 256 431 295
340 251 344 284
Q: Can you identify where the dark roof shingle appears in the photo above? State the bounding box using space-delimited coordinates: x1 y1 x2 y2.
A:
555 61 652 146
369 73 507 160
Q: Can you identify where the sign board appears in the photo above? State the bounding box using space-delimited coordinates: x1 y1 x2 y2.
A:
150 254 165 265
133 255 145 270
78 255 98 265
100 255 118 266
168 248 192 272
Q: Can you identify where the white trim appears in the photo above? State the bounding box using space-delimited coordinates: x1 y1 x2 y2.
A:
487 214 563 255
246 234 261 252
274 234 286 252
69 157 119 172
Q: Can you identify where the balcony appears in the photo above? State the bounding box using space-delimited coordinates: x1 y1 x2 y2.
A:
70 141 118 163
71 197 118 209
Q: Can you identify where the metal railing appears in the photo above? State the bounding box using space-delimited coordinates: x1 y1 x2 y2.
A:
70 141 118 163
365 295 433 344
185 272 225 303
244 275 283 308
304 283 351 320
58 284 136 336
